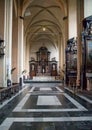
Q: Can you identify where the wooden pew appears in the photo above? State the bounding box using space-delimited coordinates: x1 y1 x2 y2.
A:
0 84 19 104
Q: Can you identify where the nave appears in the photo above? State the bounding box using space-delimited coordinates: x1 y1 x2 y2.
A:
0 83 92 130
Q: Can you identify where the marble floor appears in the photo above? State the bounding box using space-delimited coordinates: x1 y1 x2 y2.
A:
0 83 92 130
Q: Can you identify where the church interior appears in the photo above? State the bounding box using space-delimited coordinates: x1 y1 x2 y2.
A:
0 0 92 129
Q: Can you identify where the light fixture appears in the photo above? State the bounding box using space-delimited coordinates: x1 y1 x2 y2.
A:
42 27 46 31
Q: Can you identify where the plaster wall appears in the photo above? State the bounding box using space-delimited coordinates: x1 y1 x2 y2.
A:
84 0 92 18
68 0 77 38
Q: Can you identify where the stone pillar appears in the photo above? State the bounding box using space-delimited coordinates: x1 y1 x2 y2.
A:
60 37 64 78
25 38 30 76
4 0 13 86
58 34 62 70
76 37 81 88
12 9 18 84
0 0 5 87
76 0 84 89
17 9 24 82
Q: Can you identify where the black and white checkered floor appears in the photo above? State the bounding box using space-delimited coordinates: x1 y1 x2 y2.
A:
0 83 92 130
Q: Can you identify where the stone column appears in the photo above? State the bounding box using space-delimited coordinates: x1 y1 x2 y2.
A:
17 6 24 82
60 37 64 78
76 37 81 88
4 0 13 86
58 34 61 69
0 0 5 87
18 19 24 79
76 0 84 89
26 38 30 75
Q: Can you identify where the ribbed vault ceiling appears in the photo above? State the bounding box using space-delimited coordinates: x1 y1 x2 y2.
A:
21 0 67 50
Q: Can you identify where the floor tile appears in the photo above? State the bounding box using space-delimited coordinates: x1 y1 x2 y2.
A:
0 83 92 130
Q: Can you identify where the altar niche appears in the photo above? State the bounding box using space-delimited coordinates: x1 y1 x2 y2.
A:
81 15 92 90
29 46 57 78
65 37 77 87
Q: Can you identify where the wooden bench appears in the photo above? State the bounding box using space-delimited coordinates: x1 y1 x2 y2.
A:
0 84 19 104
